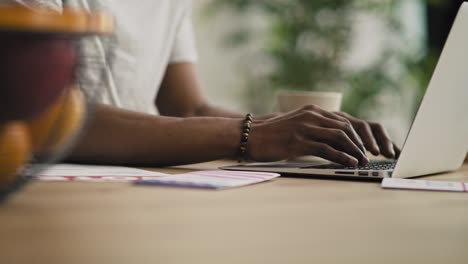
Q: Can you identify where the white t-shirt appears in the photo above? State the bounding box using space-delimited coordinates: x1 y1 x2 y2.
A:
1 0 197 114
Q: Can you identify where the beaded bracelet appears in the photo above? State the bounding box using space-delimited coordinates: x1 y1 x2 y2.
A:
238 113 253 163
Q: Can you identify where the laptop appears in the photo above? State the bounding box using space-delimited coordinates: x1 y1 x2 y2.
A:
222 3 468 179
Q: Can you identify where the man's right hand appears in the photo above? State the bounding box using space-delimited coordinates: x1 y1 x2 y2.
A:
247 105 372 167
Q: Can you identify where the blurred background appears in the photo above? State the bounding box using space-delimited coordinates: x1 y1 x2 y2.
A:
193 0 464 146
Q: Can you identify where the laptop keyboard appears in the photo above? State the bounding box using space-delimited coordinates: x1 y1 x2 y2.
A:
351 160 396 170
303 160 396 171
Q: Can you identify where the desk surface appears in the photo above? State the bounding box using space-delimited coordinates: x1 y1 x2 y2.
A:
1 160 467 264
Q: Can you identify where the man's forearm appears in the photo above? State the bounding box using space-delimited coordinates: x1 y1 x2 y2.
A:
67 104 242 166
156 63 278 120
193 103 243 118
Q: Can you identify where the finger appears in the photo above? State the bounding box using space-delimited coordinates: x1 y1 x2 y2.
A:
306 141 359 167
308 126 369 165
369 122 395 158
315 115 367 156
393 143 401 159
347 119 380 156
294 106 365 154
334 112 380 155
329 112 369 154
322 112 367 154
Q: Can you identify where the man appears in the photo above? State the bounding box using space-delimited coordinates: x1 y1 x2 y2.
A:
5 0 399 167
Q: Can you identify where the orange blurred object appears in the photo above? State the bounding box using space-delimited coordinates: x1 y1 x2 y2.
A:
0 122 31 186
44 87 86 154
1 87 85 186
28 87 86 156
27 89 68 153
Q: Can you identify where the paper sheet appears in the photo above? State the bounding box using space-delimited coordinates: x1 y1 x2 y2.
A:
136 170 280 190
382 178 468 193
35 164 168 182
35 165 280 189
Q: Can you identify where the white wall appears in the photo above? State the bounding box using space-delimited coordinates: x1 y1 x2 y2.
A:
193 0 247 113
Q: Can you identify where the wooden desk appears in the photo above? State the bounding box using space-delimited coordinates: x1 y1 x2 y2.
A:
1 161 467 264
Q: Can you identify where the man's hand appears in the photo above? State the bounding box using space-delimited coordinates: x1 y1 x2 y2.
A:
247 105 399 167
334 111 401 159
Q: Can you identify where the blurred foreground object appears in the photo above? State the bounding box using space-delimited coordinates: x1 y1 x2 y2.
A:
27 86 85 157
0 6 113 196
0 122 30 185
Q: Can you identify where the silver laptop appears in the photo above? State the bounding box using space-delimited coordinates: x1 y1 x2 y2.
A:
223 3 468 179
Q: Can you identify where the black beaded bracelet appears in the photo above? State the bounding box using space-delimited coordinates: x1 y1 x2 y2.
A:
238 113 253 162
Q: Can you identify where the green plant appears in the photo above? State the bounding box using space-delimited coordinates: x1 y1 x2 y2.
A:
205 0 432 117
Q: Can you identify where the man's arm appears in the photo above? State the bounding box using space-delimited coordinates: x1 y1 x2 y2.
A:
156 63 245 118
67 65 395 167
68 103 373 167
67 104 242 166
66 65 369 167
155 62 398 158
